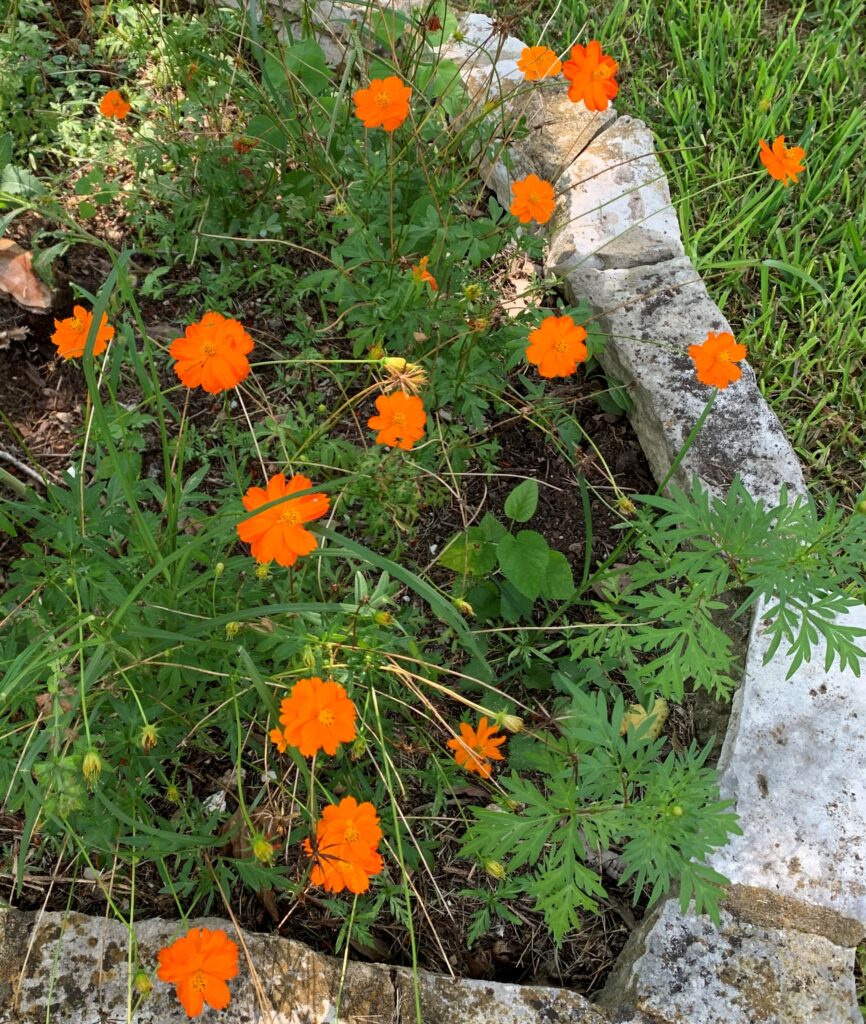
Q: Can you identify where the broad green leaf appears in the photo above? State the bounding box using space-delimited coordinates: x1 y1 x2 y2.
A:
497 530 550 600
504 478 538 523
438 528 497 575
542 549 575 600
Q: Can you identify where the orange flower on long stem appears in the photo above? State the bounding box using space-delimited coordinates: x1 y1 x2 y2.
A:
518 46 563 81
367 392 426 450
526 314 588 378
447 717 506 779
411 255 438 291
353 76 411 131
688 330 747 389
303 796 384 894
562 41 619 111
156 927 238 1018
759 135 805 186
510 174 556 224
99 89 131 120
237 473 329 567
169 312 254 394
50 305 115 360
269 677 357 757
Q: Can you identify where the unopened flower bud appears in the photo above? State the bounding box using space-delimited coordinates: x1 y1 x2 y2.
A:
452 597 474 618
82 749 103 787
225 621 240 639
670 804 684 817
139 724 158 751
301 645 317 669
368 343 385 360
463 283 483 303
166 784 181 804
255 564 270 580
373 610 392 626
382 356 408 373
856 500 866 515
483 859 506 879
132 969 153 997
252 834 276 865
214 562 225 578
498 714 523 734
351 735 367 759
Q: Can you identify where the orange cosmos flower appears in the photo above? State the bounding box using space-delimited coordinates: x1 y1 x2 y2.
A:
447 716 506 779
237 473 330 567
510 174 556 224
367 391 426 450
411 255 438 291
269 677 357 757
526 314 588 378
156 927 238 1019
99 89 131 120
562 40 619 111
759 135 805 186
303 796 384 894
688 330 747 390
353 76 411 131
518 46 563 81
169 311 254 394
50 305 115 360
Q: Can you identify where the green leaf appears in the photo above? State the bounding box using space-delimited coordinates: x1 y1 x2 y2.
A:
504 478 538 523
78 201 97 219
497 530 550 600
283 39 330 96
542 549 575 601
0 131 11 171
438 528 497 575
1 164 43 197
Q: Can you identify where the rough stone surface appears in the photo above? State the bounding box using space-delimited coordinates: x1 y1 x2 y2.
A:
0 909 634 1024
547 115 684 273
599 899 859 1024
709 601 866 932
560 257 807 505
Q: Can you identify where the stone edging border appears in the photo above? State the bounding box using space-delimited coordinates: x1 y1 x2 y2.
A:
4 5 864 1022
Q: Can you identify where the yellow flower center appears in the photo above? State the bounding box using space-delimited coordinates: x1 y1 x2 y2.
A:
529 191 540 204
375 89 391 108
317 707 336 727
391 412 406 426
554 337 571 353
69 316 83 332
191 970 208 993
279 506 301 525
344 822 360 844
202 342 216 356
718 350 733 363
594 64 614 80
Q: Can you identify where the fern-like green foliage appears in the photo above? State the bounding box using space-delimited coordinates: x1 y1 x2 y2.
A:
569 477 866 700
459 684 739 943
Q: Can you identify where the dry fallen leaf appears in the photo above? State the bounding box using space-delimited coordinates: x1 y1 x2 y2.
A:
0 324 29 351
620 697 670 739
0 239 53 313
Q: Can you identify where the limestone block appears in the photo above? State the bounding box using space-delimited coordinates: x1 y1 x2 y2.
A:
709 600 866 930
547 115 684 273
561 256 807 506
602 899 859 1023
0 909 626 1024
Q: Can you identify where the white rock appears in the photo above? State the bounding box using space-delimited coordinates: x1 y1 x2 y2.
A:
547 115 684 273
600 899 859 1023
710 600 866 927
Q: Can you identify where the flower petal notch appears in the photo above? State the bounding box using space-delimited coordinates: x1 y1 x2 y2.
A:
237 473 330 567
169 312 254 394
526 314 588 378
447 716 506 778
688 330 747 390
562 40 619 111
759 135 805 186
156 927 238 1018
510 173 556 225
353 76 411 131
270 676 357 757
50 305 115 360
303 796 384 894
